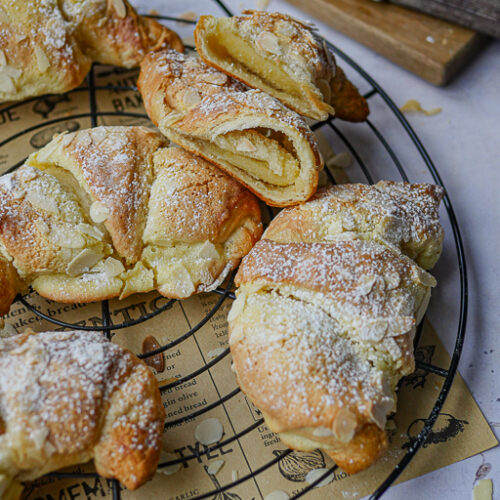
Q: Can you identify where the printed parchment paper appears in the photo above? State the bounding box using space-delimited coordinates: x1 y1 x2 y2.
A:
0 66 496 500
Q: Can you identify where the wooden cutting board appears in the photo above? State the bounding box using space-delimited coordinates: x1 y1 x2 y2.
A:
285 0 487 85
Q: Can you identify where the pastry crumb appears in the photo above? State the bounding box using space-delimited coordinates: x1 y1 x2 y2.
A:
400 99 442 116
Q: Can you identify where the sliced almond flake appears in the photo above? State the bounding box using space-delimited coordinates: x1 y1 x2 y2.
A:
200 73 228 85
102 257 125 278
207 347 226 360
327 152 352 169
236 137 257 153
400 99 442 116
34 46 50 72
111 0 127 18
312 427 333 437
305 468 334 488
232 470 239 482
66 249 103 276
26 190 59 215
194 418 223 446
51 229 85 249
77 223 104 241
157 451 182 475
207 459 225 475
0 73 15 93
197 241 219 260
264 492 290 500
0 49 6 68
4 65 22 78
256 31 281 54
182 88 201 109
89 201 110 224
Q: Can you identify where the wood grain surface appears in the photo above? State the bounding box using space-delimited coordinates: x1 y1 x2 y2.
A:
391 0 500 39
286 0 487 85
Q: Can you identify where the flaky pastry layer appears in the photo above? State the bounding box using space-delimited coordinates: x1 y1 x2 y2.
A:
194 11 369 122
138 50 323 206
0 126 262 314
0 330 165 491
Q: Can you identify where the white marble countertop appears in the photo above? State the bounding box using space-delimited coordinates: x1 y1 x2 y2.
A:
133 0 500 497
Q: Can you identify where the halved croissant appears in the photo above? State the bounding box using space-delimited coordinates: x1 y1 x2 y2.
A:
228 182 443 474
0 330 165 492
194 11 369 122
0 0 183 102
0 126 262 315
138 50 323 207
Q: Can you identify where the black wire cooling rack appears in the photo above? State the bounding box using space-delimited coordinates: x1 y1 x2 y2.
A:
0 1 468 498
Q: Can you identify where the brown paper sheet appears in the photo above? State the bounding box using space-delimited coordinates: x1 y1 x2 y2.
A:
1 67 497 500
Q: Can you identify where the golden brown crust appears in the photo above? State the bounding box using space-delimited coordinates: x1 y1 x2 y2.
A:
0 330 165 490
194 11 368 122
0 258 21 316
0 0 183 103
228 184 442 474
0 126 262 313
263 181 444 269
138 50 322 207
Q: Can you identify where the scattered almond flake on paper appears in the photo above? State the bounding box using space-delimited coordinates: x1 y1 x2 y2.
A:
207 347 226 359
305 468 335 488
327 152 352 169
157 451 182 475
264 491 290 500
232 470 239 482
176 11 197 25
148 8 159 15
400 99 442 116
473 479 493 500
195 418 224 445
207 459 225 475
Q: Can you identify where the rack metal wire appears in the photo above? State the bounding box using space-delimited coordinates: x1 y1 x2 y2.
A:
0 1 468 498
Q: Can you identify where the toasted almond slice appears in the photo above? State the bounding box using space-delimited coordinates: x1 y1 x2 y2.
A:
207 459 225 476
195 418 223 446
264 492 290 500
256 31 281 54
102 257 125 278
232 470 239 482
66 249 103 276
77 223 104 241
111 0 127 18
332 408 356 443
312 427 334 437
197 241 220 260
305 468 334 488
0 49 6 68
34 46 50 72
142 335 165 373
200 72 228 85
89 201 110 224
182 88 201 109
51 229 85 249
34 219 50 235
0 73 15 93
207 347 226 360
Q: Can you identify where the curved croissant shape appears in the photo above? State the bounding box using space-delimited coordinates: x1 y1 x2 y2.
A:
0 126 262 315
138 50 323 207
0 330 165 493
194 11 369 122
228 182 443 474
0 0 183 102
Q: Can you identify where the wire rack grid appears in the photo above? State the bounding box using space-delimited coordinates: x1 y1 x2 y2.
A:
0 1 468 498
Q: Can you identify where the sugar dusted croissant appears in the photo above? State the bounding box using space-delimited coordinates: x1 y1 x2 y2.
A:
0 0 183 102
228 182 443 474
194 11 369 122
138 50 322 207
0 126 262 315
264 181 445 270
0 330 165 493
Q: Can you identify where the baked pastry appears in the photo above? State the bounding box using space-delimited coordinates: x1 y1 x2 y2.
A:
264 181 444 269
0 126 262 315
0 330 165 493
228 183 443 473
194 11 369 122
0 0 183 103
138 50 322 207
